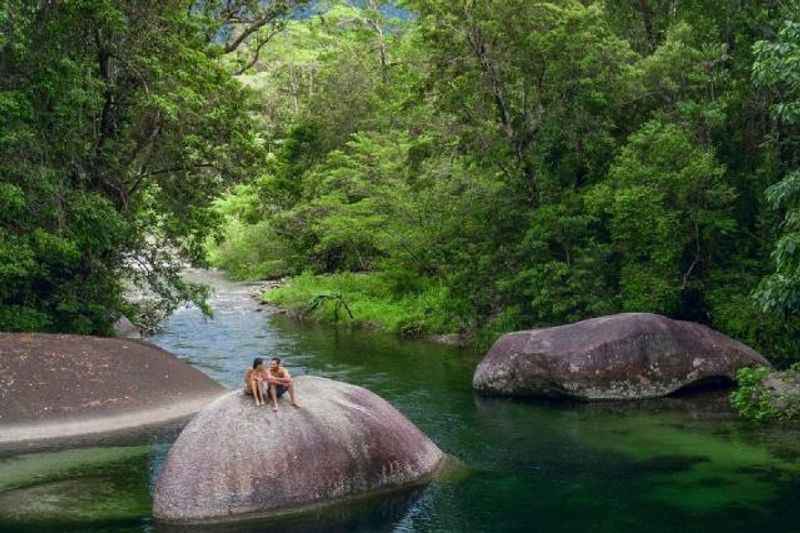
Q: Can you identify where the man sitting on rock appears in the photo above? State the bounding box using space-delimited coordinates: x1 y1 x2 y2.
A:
244 357 268 406
266 357 300 412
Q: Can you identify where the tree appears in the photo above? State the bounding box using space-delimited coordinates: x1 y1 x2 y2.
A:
0 0 302 333
753 20 800 316
588 120 736 316
408 1 637 200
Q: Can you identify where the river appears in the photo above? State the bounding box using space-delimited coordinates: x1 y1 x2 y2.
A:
2 269 800 532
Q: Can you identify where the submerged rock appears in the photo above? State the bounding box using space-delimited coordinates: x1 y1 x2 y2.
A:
153 376 444 523
152 490 426 533
427 333 470 347
0 333 226 453
472 313 769 400
0 446 151 525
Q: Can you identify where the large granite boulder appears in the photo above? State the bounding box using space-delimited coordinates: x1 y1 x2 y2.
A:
153 376 445 523
473 313 769 400
0 333 225 453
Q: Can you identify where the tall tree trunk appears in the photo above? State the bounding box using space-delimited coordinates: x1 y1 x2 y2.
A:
637 0 656 50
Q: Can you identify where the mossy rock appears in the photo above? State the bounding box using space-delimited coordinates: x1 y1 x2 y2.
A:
731 365 800 422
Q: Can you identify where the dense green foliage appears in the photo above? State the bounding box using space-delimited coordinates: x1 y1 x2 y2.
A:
265 272 456 335
753 21 800 317
206 186 290 280
0 0 303 332
206 0 800 362
4 0 800 362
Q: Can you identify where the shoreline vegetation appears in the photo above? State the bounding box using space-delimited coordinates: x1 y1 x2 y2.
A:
256 272 473 347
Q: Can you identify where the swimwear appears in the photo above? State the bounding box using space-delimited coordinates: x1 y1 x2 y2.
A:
271 384 288 398
267 367 290 398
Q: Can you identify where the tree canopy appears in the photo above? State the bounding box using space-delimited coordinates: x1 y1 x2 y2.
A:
0 0 305 332
202 0 800 364
4 0 800 365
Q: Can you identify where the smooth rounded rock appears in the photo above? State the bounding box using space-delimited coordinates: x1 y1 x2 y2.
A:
760 370 800 414
473 313 769 400
0 333 226 453
153 376 444 523
113 315 142 338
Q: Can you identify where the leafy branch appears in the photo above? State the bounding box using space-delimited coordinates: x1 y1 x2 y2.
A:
305 293 354 323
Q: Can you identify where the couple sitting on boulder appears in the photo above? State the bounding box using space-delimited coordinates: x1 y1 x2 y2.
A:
244 357 300 411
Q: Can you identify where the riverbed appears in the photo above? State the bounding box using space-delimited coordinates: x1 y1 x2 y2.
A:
2 269 800 532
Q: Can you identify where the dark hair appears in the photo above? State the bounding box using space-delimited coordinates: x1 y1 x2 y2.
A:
253 357 264 369
271 357 281 364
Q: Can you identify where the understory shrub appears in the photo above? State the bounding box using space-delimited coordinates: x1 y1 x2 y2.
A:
263 272 458 337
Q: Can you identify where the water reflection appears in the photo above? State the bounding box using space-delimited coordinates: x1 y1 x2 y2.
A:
471 394 800 513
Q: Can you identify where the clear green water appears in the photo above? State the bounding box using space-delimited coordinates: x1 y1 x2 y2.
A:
2 270 800 532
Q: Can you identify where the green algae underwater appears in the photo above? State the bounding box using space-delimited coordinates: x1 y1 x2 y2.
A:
2 273 799 532
0 446 153 531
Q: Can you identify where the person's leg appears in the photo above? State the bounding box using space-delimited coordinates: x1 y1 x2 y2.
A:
257 381 268 406
269 383 278 412
287 382 300 407
249 379 262 406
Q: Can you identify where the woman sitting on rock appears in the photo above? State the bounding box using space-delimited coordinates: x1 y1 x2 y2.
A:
244 357 268 406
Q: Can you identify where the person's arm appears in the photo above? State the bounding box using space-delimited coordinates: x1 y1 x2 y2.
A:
277 368 292 385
